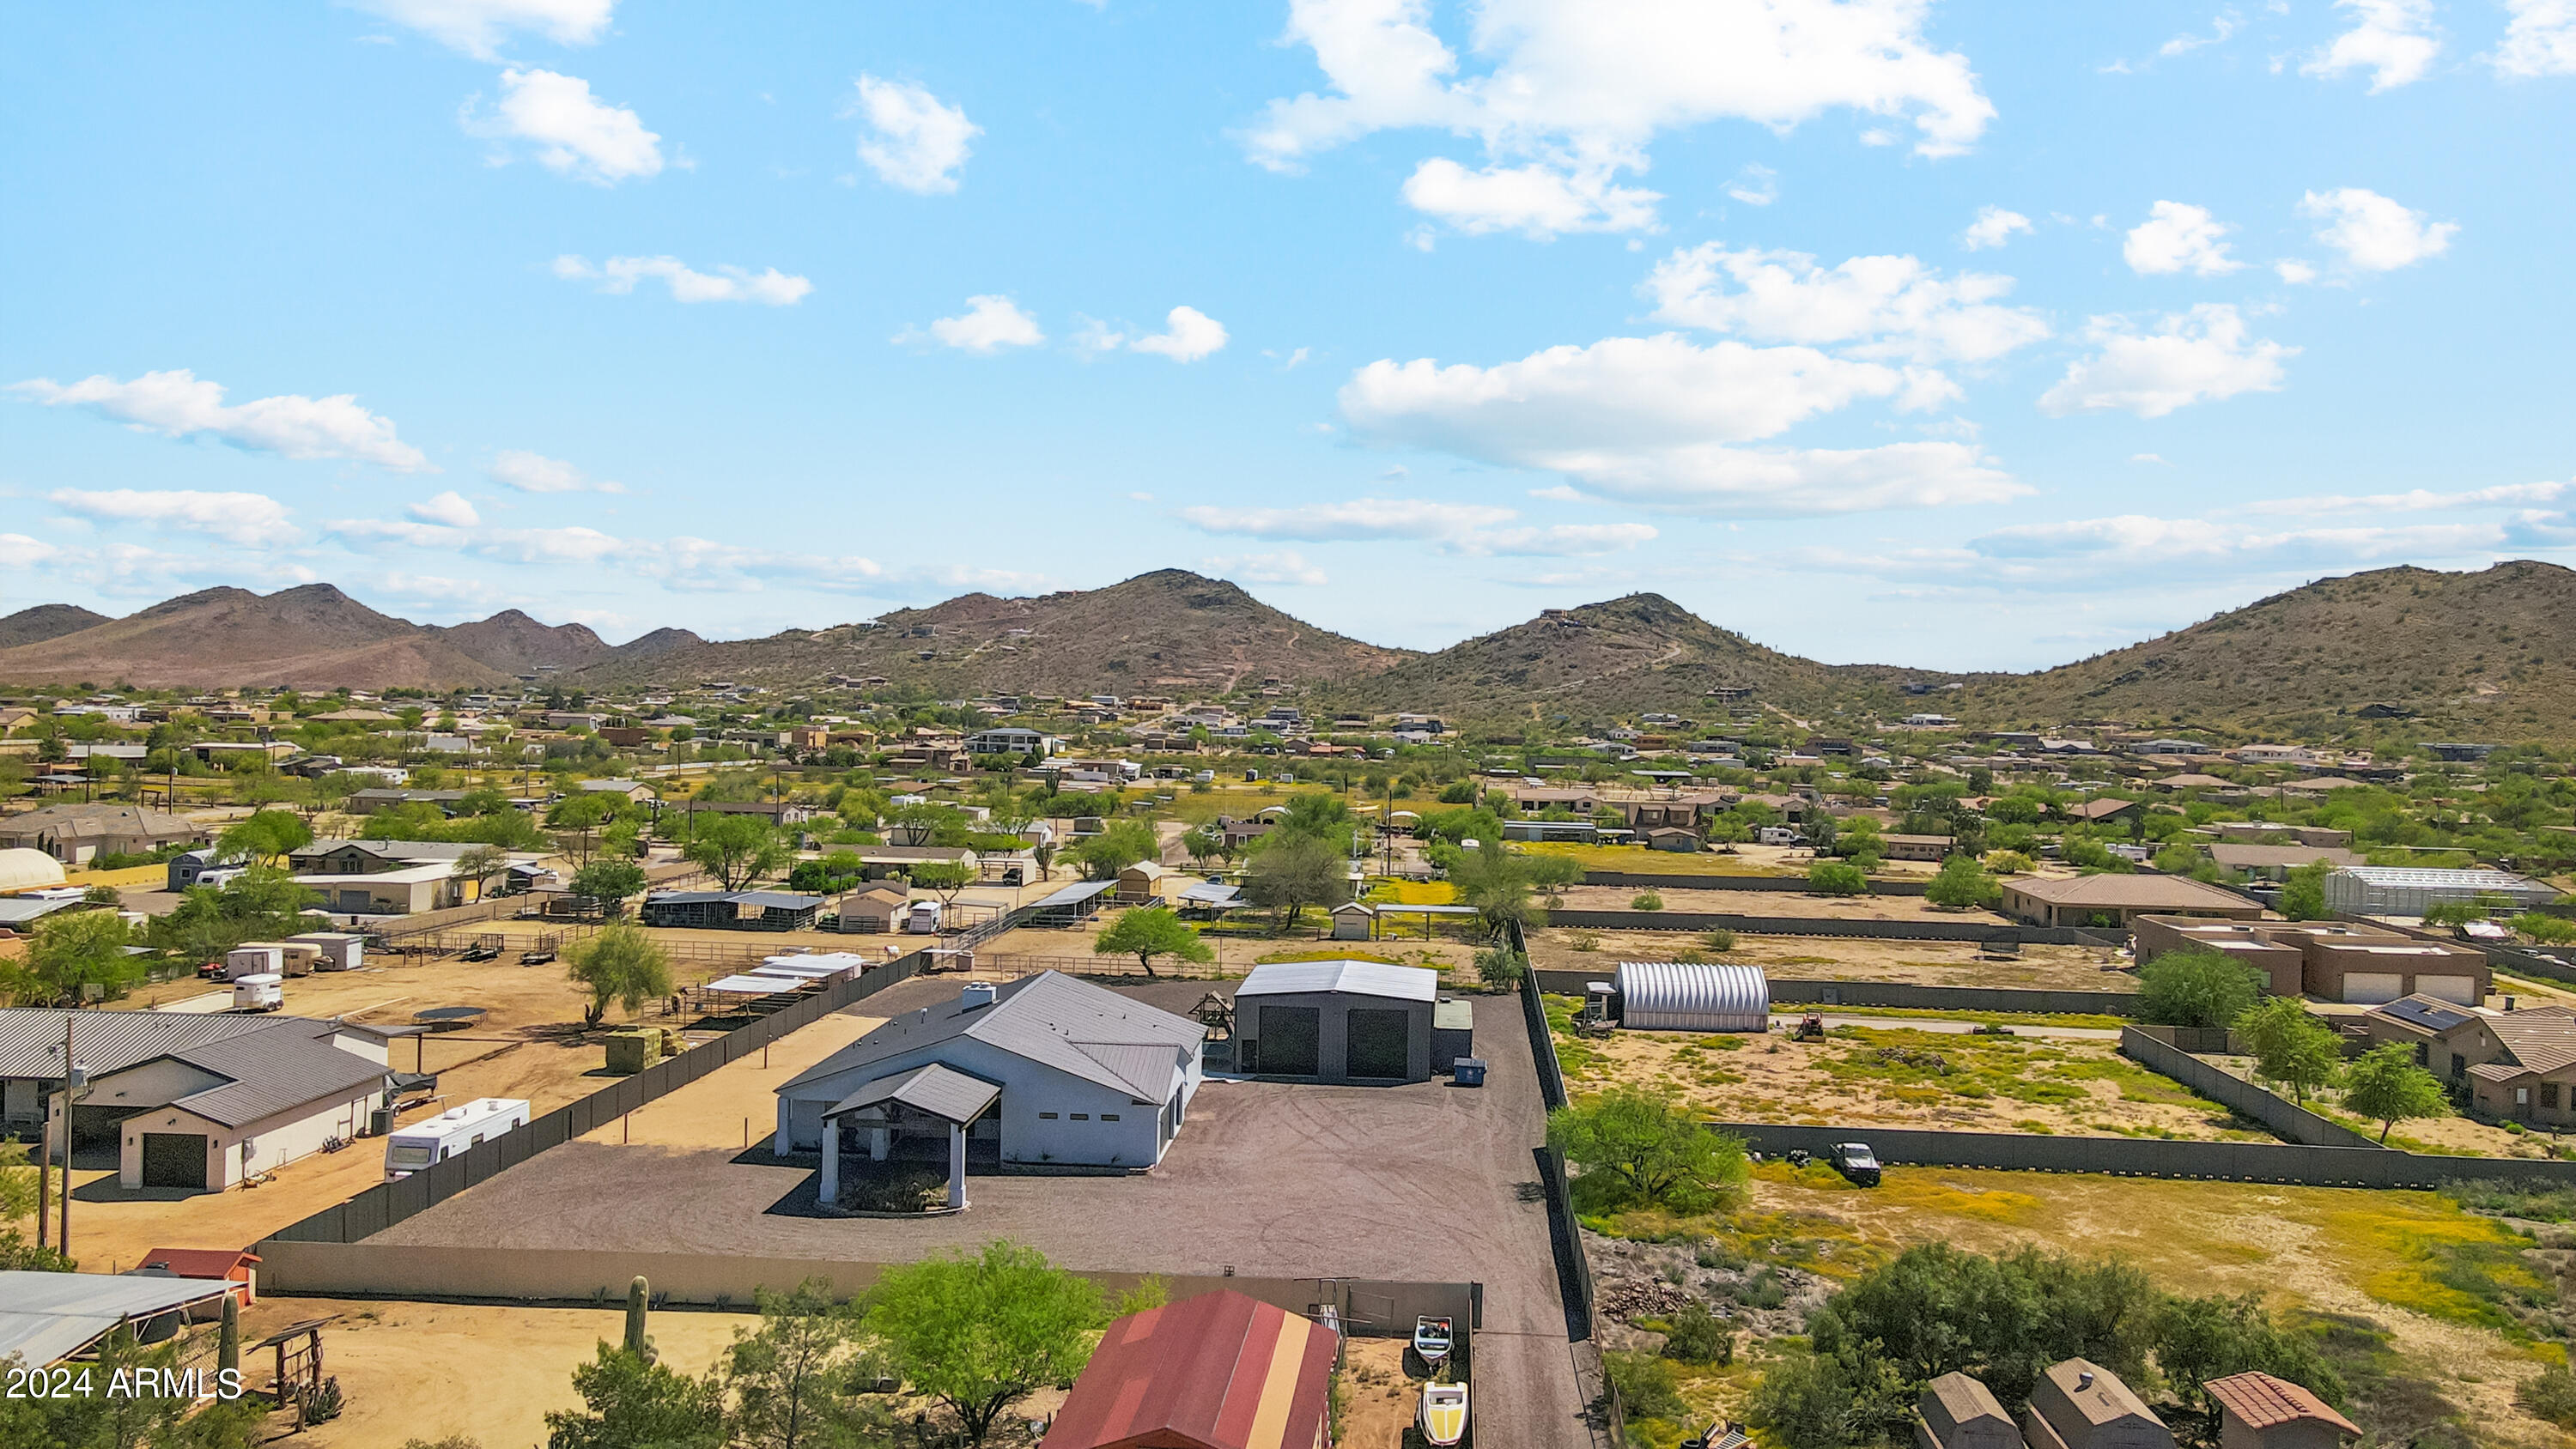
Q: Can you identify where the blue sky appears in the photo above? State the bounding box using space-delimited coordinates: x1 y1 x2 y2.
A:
5 0 2573 670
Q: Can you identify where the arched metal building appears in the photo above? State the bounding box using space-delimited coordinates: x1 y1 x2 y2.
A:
1614 961 1770 1033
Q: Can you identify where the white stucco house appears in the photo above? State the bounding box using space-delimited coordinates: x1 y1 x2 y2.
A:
773 972 1205 1208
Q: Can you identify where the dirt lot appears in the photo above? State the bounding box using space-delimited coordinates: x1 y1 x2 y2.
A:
363 983 1589 1447
1550 1004 2271 1142
234 1296 754 1449
1677 1165 2576 1447
1528 926 2134 991
1554 884 2000 922
977 916 1483 980
2194 1051 2573 1160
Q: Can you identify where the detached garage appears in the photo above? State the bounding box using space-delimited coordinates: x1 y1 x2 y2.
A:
1234 961 1437 1084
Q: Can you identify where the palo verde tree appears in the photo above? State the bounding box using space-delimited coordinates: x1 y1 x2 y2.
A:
2340 1043 2451 1143
565 924 674 1028
1242 833 1346 934
1092 906 1214 978
861 1240 1106 1446
1546 1086 1748 1213
720 1279 888 1449
569 858 649 906
683 813 792 890
907 859 976 907
2136 948 2265 1030
3 908 143 1007
2234 997 2343 1103
216 807 313 867
1923 853 2002 910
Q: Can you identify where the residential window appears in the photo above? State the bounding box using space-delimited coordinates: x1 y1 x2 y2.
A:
2518 1088 2531 1106
1071 1113 1090 1120
2547 1085 2562 1111
1037 1113 1057 1120
1101 1113 1119 1122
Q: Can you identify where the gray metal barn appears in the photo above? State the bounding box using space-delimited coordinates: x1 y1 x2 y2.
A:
1614 961 1771 1033
1233 960 1439 1083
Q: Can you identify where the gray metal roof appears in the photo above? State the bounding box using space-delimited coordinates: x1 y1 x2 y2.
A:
0 1010 383 1128
1028 880 1117 910
0 1270 237 1367
781 971 1203 1104
0 898 88 926
156 1028 387 1128
2336 865 2549 889
1067 1041 1184 1098
0 1009 283 1080
823 1063 1002 1124
1236 961 1440 1003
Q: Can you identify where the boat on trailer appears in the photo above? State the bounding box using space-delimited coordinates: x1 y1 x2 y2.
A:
1419 1382 1468 1446
1413 1314 1453 1366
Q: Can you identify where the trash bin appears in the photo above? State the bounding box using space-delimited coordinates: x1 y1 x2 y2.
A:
1452 1058 1487 1087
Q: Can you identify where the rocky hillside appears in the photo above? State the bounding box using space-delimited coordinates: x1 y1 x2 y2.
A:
1947 561 2576 739
0 585 508 690
0 603 110 650
431 609 617 676
566 568 1412 694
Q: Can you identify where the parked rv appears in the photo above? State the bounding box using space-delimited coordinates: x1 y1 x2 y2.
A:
384 1097 531 1181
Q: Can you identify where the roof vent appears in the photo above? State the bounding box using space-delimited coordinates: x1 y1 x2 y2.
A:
961 981 998 1009
2076 1370 2095 1391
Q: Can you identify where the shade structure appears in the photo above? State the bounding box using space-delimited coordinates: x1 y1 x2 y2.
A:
1048 1289 1337 1449
1614 961 1770 1032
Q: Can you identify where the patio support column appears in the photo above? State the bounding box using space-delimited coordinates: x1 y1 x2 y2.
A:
817 1119 840 1205
947 1120 966 1210
868 1125 889 1161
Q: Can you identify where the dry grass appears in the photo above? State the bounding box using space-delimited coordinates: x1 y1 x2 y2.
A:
1529 926 2133 992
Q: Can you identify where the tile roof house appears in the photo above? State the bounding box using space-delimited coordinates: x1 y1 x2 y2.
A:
0 805 210 864
2000 875 2261 928
1048 1289 1337 1449
2202 1371 2359 1447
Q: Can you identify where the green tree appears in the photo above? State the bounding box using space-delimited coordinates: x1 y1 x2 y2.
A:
565 924 674 1028
2281 859 2332 921
1242 834 1347 933
1445 843 1546 935
544 1345 724 1449
2234 997 2342 1103
860 1240 1106 1446
1983 849 2034 876
1473 946 1528 992
907 860 976 906
1068 819 1159 881
683 814 791 890
146 865 322 964
2341 1043 2450 1143
1923 854 2001 910
1546 1087 1747 1213
1807 860 1869 896
2136 948 2265 1030
453 843 511 900
1092 907 1213 978
569 859 648 905
2151 1291 2346 1414
548 793 618 865
721 1280 885 1449
3 908 142 1006
1181 826 1223 865
216 808 313 866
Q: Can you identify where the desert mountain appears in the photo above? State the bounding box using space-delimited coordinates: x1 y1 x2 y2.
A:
0 603 111 650
0 585 510 691
1945 561 2576 740
431 609 616 676
566 568 1412 694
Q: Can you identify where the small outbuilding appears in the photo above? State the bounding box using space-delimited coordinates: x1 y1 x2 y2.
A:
1916 1371 2025 1449
640 889 826 931
2204 1371 2360 1448
1614 961 1771 1033
1643 826 1702 852
1234 960 1439 1083
2023 1358 2172 1449
1431 997 1475 1073
1328 900 1377 939
1048 1289 1338 1449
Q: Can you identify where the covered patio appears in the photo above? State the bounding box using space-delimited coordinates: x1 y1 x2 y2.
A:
818 1063 1001 1211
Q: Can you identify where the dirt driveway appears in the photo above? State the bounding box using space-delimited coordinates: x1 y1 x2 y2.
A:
365 988 1593 1447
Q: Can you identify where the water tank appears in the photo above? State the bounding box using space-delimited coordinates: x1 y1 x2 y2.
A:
1613 961 1769 1033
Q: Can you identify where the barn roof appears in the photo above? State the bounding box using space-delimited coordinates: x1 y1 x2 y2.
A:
1048 1290 1337 1449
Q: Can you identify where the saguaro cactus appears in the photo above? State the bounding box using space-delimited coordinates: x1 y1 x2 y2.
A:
217 1292 240 1376
624 1275 656 1363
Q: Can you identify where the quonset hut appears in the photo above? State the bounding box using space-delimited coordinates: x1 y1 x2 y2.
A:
1614 961 1770 1033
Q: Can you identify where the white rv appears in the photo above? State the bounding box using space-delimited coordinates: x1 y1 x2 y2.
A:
384 1097 531 1181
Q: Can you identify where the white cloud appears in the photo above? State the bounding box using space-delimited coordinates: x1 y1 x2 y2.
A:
1181 496 1657 555
1202 551 1332 585
490 449 624 494
2122 201 2243 276
2494 0 2576 76
901 295 1045 354
2274 258 2320 284
2159 11 2242 58
351 0 613 60
467 68 663 184
1958 513 2559 586
553 254 812 305
1959 206 2032 251
1644 243 2049 363
1337 332 2018 516
1724 163 1778 207
852 76 979 194
0 534 64 569
2242 479 2568 514
9 368 432 471
409 491 482 527
2302 0 2440 90
48 488 301 547
2297 187 2458 271
2038 305 2296 418
1128 306 1230 362
1248 0 1996 237
1399 157 1660 235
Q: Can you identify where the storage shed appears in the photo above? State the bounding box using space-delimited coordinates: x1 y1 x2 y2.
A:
1234 960 1438 1083
1048 1289 1338 1449
1917 1371 2025 1449
1614 961 1770 1033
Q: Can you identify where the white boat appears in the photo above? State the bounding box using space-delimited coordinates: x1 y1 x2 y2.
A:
1413 1314 1452 1367
1419 1382 1468 1446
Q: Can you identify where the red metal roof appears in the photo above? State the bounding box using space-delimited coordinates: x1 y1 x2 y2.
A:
134 1248 260 1278
1048 1290 1338 1449
2205 1372 2360 1434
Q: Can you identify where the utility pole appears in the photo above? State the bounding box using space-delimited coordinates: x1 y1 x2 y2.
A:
58 1016 77 1258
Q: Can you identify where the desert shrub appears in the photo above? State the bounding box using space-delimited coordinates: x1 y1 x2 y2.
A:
1662 1300 1732 1365
1631 891 1664 912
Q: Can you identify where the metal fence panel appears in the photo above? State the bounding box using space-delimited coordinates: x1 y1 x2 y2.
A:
2119 1028 2379 1149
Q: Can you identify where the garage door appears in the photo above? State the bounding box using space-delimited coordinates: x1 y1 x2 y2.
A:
140 1133 207 1190
1346 1008 1412 1079
1255 1006 1320 1076
2415 975 2479 1005
2342 973 2405 1005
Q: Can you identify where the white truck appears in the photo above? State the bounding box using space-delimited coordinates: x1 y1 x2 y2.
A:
230 973 283 1011
384 1097 531 1181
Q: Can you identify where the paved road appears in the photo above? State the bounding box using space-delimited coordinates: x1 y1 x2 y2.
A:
374 985 1595 1446
1768 1012 2123 1040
